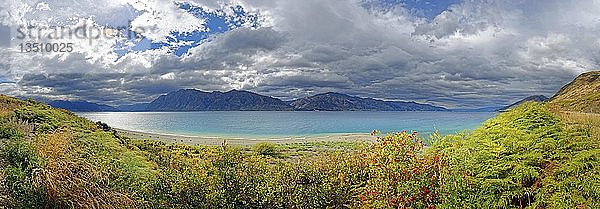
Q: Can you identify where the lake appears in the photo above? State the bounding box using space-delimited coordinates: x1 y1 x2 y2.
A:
77 111 496 139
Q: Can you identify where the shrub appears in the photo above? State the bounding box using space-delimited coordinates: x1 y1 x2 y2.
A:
0 124 25 140
358 131 447 208
252 142 278 157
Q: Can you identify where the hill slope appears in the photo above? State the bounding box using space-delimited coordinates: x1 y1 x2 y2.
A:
290 92 447 111
498 95 549 112
549 71 600 113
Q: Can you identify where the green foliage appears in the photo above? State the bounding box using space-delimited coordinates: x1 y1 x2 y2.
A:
251 142 278 156
0 137 45 208
359 131 446 208
0 98 147 208
281 141 368 151
0 123 25 140
434 102 600 208
128 139 368 208
14 106 61 133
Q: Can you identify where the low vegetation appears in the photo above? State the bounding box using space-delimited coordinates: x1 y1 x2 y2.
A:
0 94 598 208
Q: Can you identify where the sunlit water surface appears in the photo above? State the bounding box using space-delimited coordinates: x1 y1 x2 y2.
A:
77 111 496 139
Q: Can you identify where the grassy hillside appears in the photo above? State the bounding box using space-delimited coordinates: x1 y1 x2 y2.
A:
0 95 598 208
549 71 600 113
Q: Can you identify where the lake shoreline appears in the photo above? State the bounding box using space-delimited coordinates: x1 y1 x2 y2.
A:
116 128 375 146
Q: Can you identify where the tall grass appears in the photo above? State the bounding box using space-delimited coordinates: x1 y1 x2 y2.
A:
33 129 136 208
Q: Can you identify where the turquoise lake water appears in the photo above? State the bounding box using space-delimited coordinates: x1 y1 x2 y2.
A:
77 111 496 138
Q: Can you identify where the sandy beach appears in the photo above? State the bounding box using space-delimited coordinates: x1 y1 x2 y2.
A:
116 129 375 146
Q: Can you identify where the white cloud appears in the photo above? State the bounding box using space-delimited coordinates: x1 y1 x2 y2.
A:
160 72 176 80
35 2 51 11
125 0 207 42
2 0 600 108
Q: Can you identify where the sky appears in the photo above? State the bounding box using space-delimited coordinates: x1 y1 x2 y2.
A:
0 0 599 108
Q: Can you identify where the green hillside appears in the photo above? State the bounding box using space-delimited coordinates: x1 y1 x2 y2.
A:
0 94 598 208
549 71 600 113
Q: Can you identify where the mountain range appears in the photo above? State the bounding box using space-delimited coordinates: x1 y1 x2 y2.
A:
46 100 119 112
290 92 446 111
44 90 448 112
33 71 600 113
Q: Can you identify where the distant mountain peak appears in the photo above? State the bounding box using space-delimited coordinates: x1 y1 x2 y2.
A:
525 95 549 101
225 89 258 95
146 89 293 111
290 92 446 111
321 92 346 96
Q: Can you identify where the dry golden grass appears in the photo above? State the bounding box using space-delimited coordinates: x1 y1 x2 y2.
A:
554 111 600 139
34 129 136 208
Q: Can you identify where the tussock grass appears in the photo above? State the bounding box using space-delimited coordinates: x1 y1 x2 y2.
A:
34 129 136 208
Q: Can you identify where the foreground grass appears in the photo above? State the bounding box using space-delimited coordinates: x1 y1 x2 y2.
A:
0 96 598 208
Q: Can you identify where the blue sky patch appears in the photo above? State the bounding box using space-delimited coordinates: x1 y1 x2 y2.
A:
365 0 460 19
114 3 260 58
0 77 14 84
